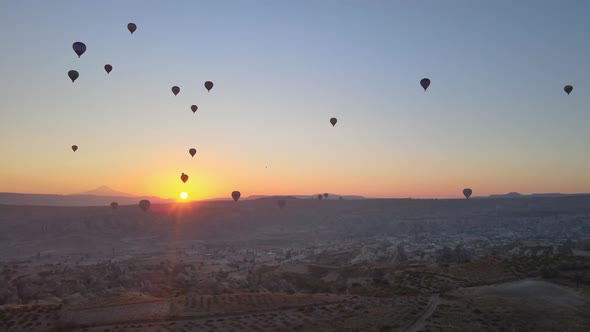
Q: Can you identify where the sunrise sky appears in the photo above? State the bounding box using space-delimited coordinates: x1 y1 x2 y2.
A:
1 1 590 200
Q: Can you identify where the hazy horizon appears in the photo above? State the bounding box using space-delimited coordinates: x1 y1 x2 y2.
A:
1 0 590 200
3 184 590 202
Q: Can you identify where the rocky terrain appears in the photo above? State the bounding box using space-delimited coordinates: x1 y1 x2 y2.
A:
1 197 590 330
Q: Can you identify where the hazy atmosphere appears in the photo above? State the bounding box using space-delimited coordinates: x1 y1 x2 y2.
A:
1 2 590 332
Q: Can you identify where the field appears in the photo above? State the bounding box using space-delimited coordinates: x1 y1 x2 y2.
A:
61 293 429 332
422 279 590 332
0 304 62 332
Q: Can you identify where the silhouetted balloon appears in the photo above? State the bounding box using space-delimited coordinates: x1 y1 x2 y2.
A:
71 145 78 152
330 118 337 127
181 173 189 183
72 42 86 58
189 148 196 157
104 64 112 74
420 78 431 91
317 194 323 200
172 86 180 96
191 105 198 113
127 23 137 34
463 188 472 199
68 70 79 82
139 199 150 211
323 193 328 199
278 199 286 209
110 202 118 209
204 81 214 92
232 191 241 201
564 85 573 95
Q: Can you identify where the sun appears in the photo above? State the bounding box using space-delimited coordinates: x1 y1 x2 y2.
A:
180 192 188 200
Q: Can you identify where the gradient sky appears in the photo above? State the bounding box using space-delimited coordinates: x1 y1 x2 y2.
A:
1 0 589 200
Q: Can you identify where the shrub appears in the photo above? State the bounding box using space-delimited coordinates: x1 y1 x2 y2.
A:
540 267 559 278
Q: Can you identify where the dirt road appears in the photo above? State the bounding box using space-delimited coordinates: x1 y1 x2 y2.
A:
406 294 441 332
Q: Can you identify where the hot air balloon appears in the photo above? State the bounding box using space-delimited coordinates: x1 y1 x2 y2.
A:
564 85 573 95
127 23 137 34
204 81 214 92
139 199 150 211
71 145 78 152
68 70 79 83
189 148 196 157
278 199 286 209
330 118 337 127
172 86 180 96
317 194 323 200
231 191 241 201
420 78 431 91
110 202 118 209
323 193 329 199
181 173 189 183
104 64 112 74
72 42 86 58
463 188 472 199
191 105 198 113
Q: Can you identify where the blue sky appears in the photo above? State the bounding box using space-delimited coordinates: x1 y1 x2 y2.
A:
0 0 589 198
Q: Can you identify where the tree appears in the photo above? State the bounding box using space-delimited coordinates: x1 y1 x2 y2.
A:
573 272 584 288
540 266 559 278
454 244 471 264
396 244 408 263
437 246 454 266
558 239 574 256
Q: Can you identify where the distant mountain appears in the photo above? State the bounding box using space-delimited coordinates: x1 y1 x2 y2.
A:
72 186 135 197
487 192 590 198
251 195 298 201
246 194 366 200
488 192 524 198
0 192 172 206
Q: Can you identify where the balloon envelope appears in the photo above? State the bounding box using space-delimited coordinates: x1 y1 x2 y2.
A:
104 64 112 74
127 23 137 34
564 85 573 95
191 105 198 113
330 118 337 127
172 86 180 96
204 81 214 92
68 70 79 82
189 148 196 157
181 173 189 183
110 202 118 209
323 193 329 199
420 78 431 91
139 199 150 211
463 188 473 199
231 191 241 201
317 194 323 200
71 145 78 152
72 42 86 58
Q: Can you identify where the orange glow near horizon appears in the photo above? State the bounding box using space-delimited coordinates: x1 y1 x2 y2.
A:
2 141 590 200
2 164 590 200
